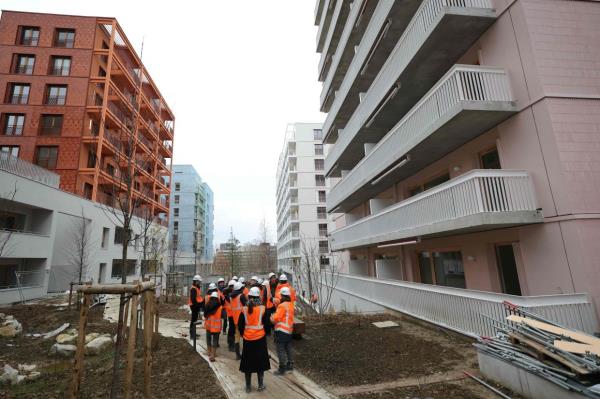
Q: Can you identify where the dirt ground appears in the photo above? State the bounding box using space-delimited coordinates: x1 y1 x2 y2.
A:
157 300 190 321
0 302 225 399
292 313 521 399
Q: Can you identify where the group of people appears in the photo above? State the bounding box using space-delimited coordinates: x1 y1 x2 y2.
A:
188 272 297 393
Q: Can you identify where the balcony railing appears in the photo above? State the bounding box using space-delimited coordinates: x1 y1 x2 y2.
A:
8 94 28 105
54 39 74 48
331 273 599 337
137 133 153 151
20 37 39 46
14 65 34 74
3 125 24 135
45 96 66 106
50 67 69 76
39 126 62 136
330 170 542 250
328 65 516 212
0 153 60 188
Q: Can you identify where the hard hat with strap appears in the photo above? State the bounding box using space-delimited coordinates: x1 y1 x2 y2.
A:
204 305 222 333
242 305 265 341
274 301 294 334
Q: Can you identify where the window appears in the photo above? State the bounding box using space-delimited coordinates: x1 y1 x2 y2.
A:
319 240 329 254
54 29 75 48
0 211 26 231
319 223 328 237
418 251 465 288
87 151 97 168
315 175 326 187
0 146 19 158
173 208 179 217
480 147 501 169
101 227 110 249
175 182 180 191
7 83 30 104
174 195 180 204
318 190 326 203
49 56 71 76
410 173 450 197
19 26 40 46
35 146 58 169
315 159 324 171
314 144 324 156
3 114 25 135
45 85 67 105
313 129 323 140
173 221 179 231
39 115 63 136
111 259 136 278
83 182 93 199
14 55 35 74
317 206 327 219
114 226 131 245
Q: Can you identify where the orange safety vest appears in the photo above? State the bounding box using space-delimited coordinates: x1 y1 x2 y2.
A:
273 301 294 334
242 305 265 341
264 284 274 309
274 283 296 304
204 305 222 333
231 295 243 325
220 291 232 317
188 286 203 306
243 287 249 299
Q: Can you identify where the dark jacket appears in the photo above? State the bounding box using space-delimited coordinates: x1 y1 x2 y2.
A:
189 284 203 307
204 298 221 317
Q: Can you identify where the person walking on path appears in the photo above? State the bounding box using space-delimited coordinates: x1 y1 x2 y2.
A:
217 277 228 334
230 281 247 360
204 291 223 362
224 279 235 352
271 287 295 374
238 287 270 393
274 274 297 306
189 275 204 339
262 279 275 335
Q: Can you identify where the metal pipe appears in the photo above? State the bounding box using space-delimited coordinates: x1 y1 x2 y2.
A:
463 371 513 399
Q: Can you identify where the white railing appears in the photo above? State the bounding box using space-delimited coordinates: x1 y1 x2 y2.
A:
330 170 539 249
0 154 60 188
332 273 599 337
329 65 513 209
325 0 494 172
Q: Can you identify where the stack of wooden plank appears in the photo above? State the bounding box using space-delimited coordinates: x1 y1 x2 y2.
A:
476 303 600 397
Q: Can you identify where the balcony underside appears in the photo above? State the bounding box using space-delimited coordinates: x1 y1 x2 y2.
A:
330 210 542 251
326 10 497 176
329 101 518 213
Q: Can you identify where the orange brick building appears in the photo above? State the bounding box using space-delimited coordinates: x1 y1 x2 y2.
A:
0 10 174 221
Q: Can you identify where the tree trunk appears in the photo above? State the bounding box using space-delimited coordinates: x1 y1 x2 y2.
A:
110 225 129 399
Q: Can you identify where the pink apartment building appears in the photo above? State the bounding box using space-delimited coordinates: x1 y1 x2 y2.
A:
314 0 600 327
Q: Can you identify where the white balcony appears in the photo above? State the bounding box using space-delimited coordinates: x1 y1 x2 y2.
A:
317 0 351 82
325 0 496 175
316 0 336 53
329 170 543 251
328 65 517 213
0 231 53 259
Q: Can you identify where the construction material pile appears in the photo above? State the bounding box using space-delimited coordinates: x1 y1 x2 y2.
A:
476 301 600 398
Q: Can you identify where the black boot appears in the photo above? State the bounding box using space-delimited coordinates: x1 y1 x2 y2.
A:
245 372 252 393
274 367 286 376
235 343 241 360
286 362 294 371
257 371 266 391
227 335 235 352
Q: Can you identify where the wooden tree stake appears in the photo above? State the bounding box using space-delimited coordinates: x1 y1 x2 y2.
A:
143 290 153 398
69 292 91 398
123 293 139 399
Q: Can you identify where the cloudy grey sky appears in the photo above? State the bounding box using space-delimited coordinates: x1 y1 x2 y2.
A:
1 1 325 246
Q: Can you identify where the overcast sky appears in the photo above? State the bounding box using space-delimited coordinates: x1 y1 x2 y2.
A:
2 1 325 246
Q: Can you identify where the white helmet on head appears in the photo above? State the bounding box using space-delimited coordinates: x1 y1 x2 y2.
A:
251 275 258 282
280 287 291 296
193 275 202 282
249 287 261 297
262 280 269 286
234 282 244 291
228 279 236 286
268 272 276 278
208 283 217 290
258 278 264 285
279 274 288 282
217 277 225 283
239 277 245 284
232 276 239 281
210 291 219 298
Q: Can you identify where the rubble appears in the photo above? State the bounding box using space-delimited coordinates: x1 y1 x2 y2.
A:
85 335 113 355
0 363 40 385
49 343 77 358
0 314 23 337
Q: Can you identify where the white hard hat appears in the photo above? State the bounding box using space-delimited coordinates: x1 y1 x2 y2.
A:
228 279 236 286
232 276 239 281
279 274 288 282
210 291 219 298
262 280 269 286
280 287 291 296
251 275 258 282
249 287 261 297
268 272 276 278
239 277 245 284
217 277 225 283
193 275 202 281
258 278 264 284
234 282 244 291
208 283 217 290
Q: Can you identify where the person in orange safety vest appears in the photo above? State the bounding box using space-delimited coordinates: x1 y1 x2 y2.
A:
188 275 204 339
271 286 295 375
204 291 222 362
274 274 296 306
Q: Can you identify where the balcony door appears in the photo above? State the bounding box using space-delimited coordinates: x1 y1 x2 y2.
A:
417 251 466 288
495 244 521 295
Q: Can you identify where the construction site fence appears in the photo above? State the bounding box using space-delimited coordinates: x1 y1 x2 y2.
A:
329 273 599 337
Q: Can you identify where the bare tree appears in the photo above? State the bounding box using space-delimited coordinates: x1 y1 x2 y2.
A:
165 237 181 302
256 217 273 272
65 208 95 308
0 182 18 258
292 236 343 316
227 228 240 277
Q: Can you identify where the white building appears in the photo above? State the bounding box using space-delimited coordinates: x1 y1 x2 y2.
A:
275 123 335 274
0 156 168 304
